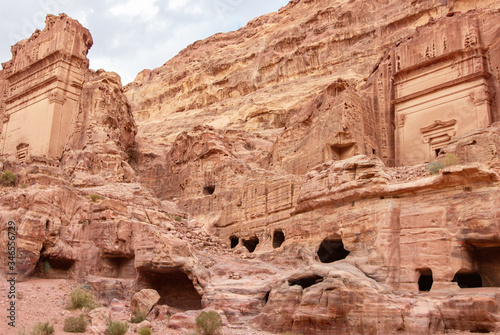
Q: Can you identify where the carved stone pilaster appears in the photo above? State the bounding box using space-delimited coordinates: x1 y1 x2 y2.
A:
397 114 405 128
47 91 67 105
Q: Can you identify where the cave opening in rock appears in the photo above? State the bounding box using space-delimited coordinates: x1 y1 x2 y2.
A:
138 268 202 311
463 243 500 287
469 325 493 333
331 143 356 160
264 291 270 305
242 236 259 253
317 237 350 263
452 272 483 288
203 185 215 195
272 229 285 249
230 235 239 249
100 256 136 279
418 268 433 292
35 252 75 279
289 275 324 289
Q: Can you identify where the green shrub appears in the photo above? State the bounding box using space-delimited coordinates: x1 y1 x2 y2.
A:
63 314 87 333
31 322 55 335
426 161 444 175
107 320 129 335
130 310 147 323
426 153 459 175
195 311 223 335
69 286 97 310
174 216 182 222
138 327 152 335
0 170 16 187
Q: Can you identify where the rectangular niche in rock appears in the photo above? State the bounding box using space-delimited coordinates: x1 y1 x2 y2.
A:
35 254 75 279
99 256 137 279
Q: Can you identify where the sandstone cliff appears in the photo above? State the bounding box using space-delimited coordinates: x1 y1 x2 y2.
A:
1 0 500 334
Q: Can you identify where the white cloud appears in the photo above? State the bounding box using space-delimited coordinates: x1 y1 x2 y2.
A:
109 0 159 20
168 0 190 11
74 10 89 27
190 4 204 15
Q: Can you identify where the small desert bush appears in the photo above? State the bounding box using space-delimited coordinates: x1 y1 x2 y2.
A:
0 170 16 187
30 322 55 335
441 152 459 166
69 286 97 310
43 260 51 274
282 332 304 335
86 193 104 202
426 161 444 175
426 153 459 175
107 320 129 335
195 311 223 335
63 314 87 333
138 327 152 335
130 310 148 323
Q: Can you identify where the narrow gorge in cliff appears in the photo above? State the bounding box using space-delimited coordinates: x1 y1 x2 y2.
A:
1 0 500 334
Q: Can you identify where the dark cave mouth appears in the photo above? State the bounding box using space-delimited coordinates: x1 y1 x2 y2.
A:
138 268 202 311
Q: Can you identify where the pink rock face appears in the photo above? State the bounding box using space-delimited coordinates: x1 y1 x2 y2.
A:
2 2 500 335
168 310 200 331
130 289 160 314
61 69 137 184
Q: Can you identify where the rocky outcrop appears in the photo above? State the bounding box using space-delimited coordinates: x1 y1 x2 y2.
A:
61 69 137 185
131 289 161 314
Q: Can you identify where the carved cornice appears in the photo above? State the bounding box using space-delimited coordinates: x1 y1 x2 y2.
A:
394 47 487 80
4 50 85 81
421 119 457 145
392 71 490 105
420 119 457 133
4 75 58 104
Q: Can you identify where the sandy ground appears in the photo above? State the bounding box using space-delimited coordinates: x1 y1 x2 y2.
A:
0 275 276 335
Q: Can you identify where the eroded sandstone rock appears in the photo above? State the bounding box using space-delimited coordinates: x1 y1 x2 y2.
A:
130 289 160 314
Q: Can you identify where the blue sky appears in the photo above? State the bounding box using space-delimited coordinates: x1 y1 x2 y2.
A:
0 0 289 84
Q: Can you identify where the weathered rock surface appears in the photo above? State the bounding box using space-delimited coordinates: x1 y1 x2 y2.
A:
2 1 500 334
130 289 160 314
89 307 111 334
61 69 137 185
